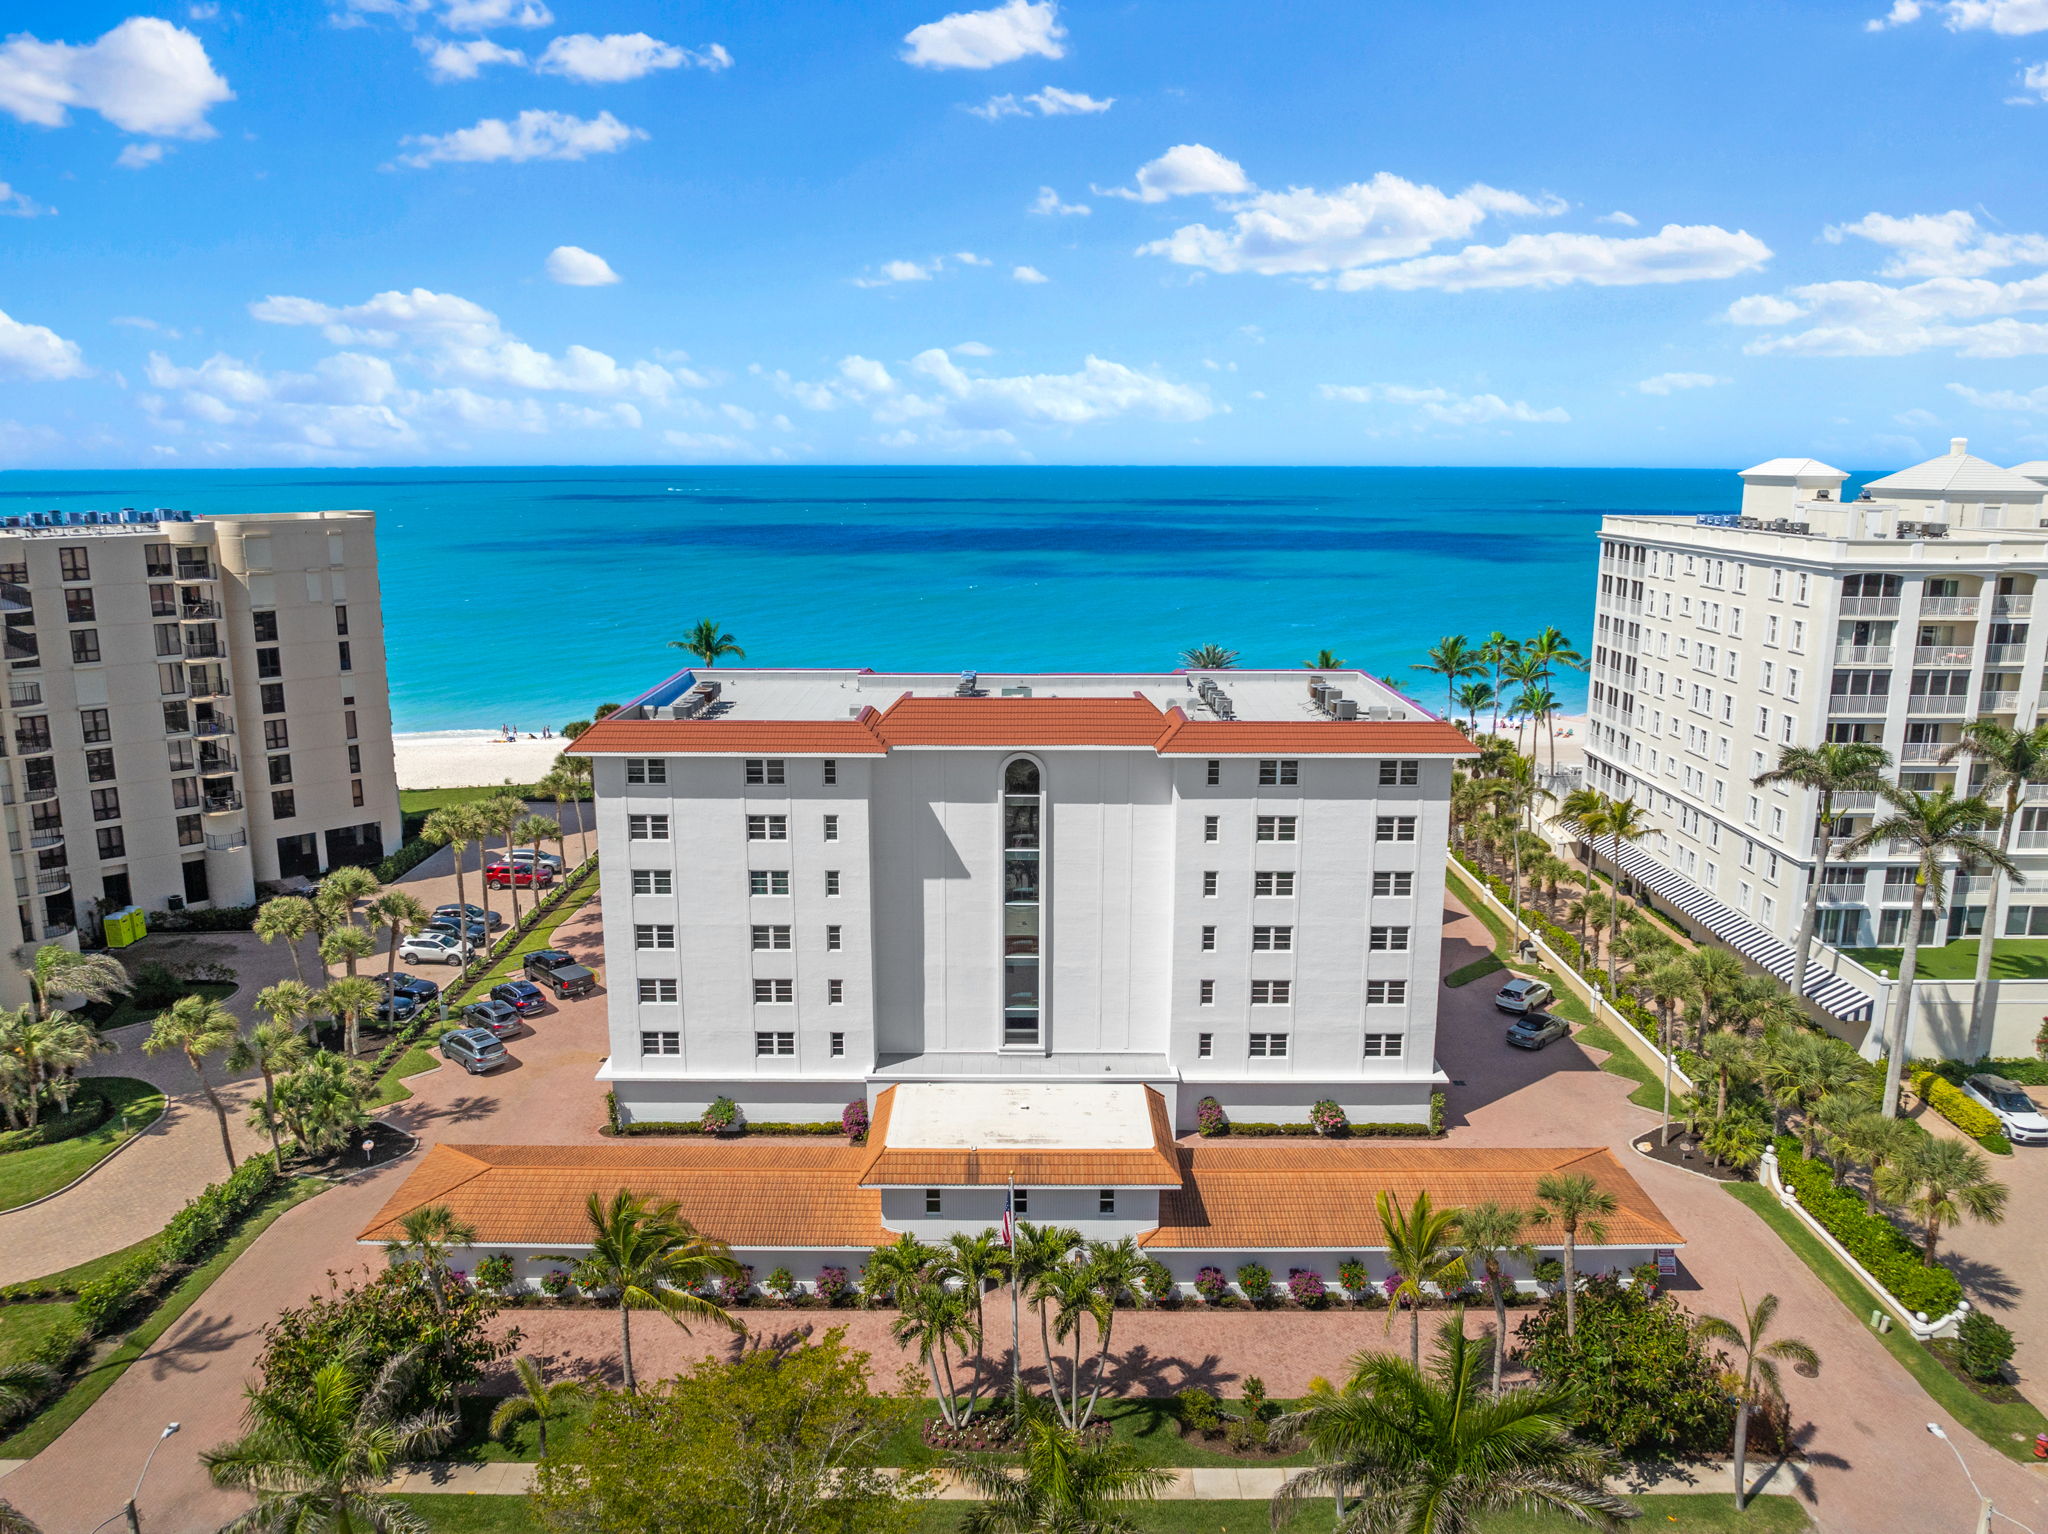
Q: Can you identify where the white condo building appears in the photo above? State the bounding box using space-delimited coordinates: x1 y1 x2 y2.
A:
570 667 1475 1132
1585 438 2048 1044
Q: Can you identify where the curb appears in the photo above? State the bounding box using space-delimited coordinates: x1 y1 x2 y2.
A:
0 1087 171 1217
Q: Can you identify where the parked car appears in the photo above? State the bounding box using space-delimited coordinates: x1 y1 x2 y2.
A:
1494 977 1554 1014
441 1027 510 1074
489 979 549 1017
1505 1011 1571 1051
461 1000 526 1039
506 849 565 873
375 971 441 1007
1963 1074 2048 1144
373 990 420 1025
433 902 503 929
399 932 472 967
524 948 598 998
485 861 554 889
427 914 491 945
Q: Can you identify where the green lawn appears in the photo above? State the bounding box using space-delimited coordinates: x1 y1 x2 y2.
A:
92 979 236 1034
1445 953 1507 988
1841 938 2048 981
0 1078 166 1213
400 786 591 814
1724 1183 2048 1461
0 1303 83 1368
877 1397 1315 1471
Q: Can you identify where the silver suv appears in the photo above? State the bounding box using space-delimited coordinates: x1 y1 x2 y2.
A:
440 1027 509 1075
1494 976 1554 1014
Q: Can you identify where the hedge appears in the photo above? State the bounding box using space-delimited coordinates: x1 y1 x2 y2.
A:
602 1092 853 1138
1911 1069 2010 1153
1773 1136 1962 1318
375 836 441 883
0 1084 117 1155
1190 1092 1446 1140
72 1158 282 1337
147 902 258 933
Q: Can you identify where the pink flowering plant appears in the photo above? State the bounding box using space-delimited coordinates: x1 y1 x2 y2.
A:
815 1266 851 1306
1309 1099 1348 1137
1194 1266 1231 1305
1195 1096 1230 1137
1287 1267 1327 1307
841 1099 870 1141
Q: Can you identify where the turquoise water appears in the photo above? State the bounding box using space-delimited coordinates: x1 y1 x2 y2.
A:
0 465 1755 731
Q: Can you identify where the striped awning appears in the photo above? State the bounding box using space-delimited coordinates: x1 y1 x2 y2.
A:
1575 835 1875 1024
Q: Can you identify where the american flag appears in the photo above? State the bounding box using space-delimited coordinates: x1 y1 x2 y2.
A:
1000 1182 1015 1248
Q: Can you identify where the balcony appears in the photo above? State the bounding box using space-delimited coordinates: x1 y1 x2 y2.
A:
205 830 248 851
1996 595 2034 617
29 828 62 850
1901 743 1953 762
3 632 36 663
1816 885 1865 906
197 751 237 774
1915 644 1974 666
33 870 68 895
173 562 215 582
2025 782 2048 802
1840 596 1902 617
0 583 28 616
187 676 230 700
178 599 222 620
183 639 221 660
1907 695 1968 715
2018 829 2048 850
1985 644 2030 666
1982 691 2022 712
21 784 55 803
202 791 243 814
6 682 39 708
1922 595 1981 616
1828 791 1882 811
1827 694 1890 716
40 923 72 940
191 718 234 738
1834 645 1894 664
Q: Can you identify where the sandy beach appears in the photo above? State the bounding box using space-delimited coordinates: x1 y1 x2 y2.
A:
393 729 575 790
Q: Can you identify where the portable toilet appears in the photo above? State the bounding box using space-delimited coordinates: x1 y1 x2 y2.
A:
104 905 144 948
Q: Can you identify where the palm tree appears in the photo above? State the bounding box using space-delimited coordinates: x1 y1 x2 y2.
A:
316 865 382 928
538 765 585 868
1072 1240 1147 1430
670 618 747 666
1846 785 2015 1117
367 891 430 984
482 794 531 930
1179 642 1237 670
1696 1293 1819 1511
24 945 129 1023
318 924 375 984
0 1360 52 1423
1376 1190 1467 1367
893 1272 980 1429
490 1356 586 1458
938 1229 1010 1424
1303 649 1345 670
231 1022 308 1171
1523 627 1585 773
1672 945 1747 1052
261 1050 373 1158
0 1013 107 1126
861 1231 942 1307
1753 741 1891 995
1642 959 1693 1146
383 1204 478 1314
1941 719 2048 1051
572 1190 743 1393
1412 635 1488 720
1497 652 1548 752
1450 680 1495 734
253 896 318 987
1826 1109 1920 1213
1456 1202 1534 1395
1009 1222 1083 1408
422 805 484 932
1696 1029 1754 1120
318 976 383 1060
254 979 316 1037
1270 1316 1633 1534
1701 1110 1768 1173
1753 1029 1862 1152
1480 631 1518 733
143 994 240 1174
1532 1172 1617 1340
952 1393 1173 1534
514 813 561 899
202 1347 454 1531
1876 1138 2009 1266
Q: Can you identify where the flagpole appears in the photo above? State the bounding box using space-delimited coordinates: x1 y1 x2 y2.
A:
1009 1173 1021 1408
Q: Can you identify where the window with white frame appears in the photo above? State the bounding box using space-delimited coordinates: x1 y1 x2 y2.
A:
746 814 788 840
1366 979 1407 1004
1204 815 1220 842
926 1189 942 1214
1251 925 1293 950
1255 815 1298 841
1375 816 1417 842
829 979 844 1003
632 868 672 895
1248 1031 1289 1057
1255 871 1296 896
640 1030 680 1055
745 758 786 786
822 759 837 785
823 814 840 841
1203 870 1219 896
638 978 677 1002
1369 925 1411 950
1098 1189 1116 1214
1372 871 1413 896
1361 1033 1402 1057
627 813 670 841
1250 979 1291 1004
1258 759 1298 785
1199 979 1215 1004
755 1031 795 1056
625 758 667 785
1378 759 1419 786
753 979 794 1003
750 869 791 896
635 923 676 949
751 925 792 950
1197 1032 1213 1057
830 1030 845 1053
825 869 841 896
826 924 842 950
1200 925 1217 950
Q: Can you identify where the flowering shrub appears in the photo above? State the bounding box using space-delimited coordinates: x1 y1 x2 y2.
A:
1236 1262 1274 1306
1309 1099 1348 1137
1337 1258 1370 1297
1137 1259 1175 1306
1195 1095 1229 1137
701 1095 743 1134
1194 1266 1231 1305
540 1270 571 1298
473 1253 517 1297
765 1266 797 1304
841 1099 870 1142
816 1266 851 1307
727 1263 755 1301
1287 1267 1327 1307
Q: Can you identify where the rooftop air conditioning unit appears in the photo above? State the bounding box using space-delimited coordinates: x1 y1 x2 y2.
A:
1332 699 1359 720
1365 705 1392 721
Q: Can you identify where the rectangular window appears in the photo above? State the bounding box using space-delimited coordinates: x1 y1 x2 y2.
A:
822 759 837 785
925 1189 943 1215
96 826 125 860
264 718 289 750
172 776 200 809
252 610 278 642
149 584 177 617
1202 870 1218 896
267 754 293 785
70 630 100 664
84 748 115 783
1252 925 1293 950
79 708 110 744
1366 980 1408 1005
1200 924 1216 951
155 622 182 657
271 789 296 820
1372 871 1414 897
1378 759 1419 786
64 589 95 623
754 1031 795 1056
1205 759 1220 785
638 978 678 1002
829 979 845 1004
57 547 88 582
351 778 365 808
628 814 672 841
1203 815 1219 843
1361 1033 1403 1058
1250 979 1291 1005
625 758 668 785
1375 816 1417 842
1369 925 1412 951
1199 979 1215 1005
90 787 120 822
176 813 202 847
334 605 349 635
635 923 677 950
745 758 786 786
257 647 281 678
344 710 358 740
348 745 361 775
749 869 791 896
1255 815 1298 841
1255 870 1296 897
825 869 841 896
826 925 842 950
747 814 788 840
1248 1031 1290 1057
337 641 353 672
1098 1189 1116 1215
1198 1031 1213 1057
823 813 839 841
830 1029 845 1053
640 1031 681 1055
754 978 794 1003
632 869 673 895
751 925 792 950
1258 759 1298 785
260 682 286 715
170 738 197 772
144 544 172 578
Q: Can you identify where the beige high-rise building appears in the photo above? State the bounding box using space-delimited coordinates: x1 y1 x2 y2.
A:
0 508 401 1005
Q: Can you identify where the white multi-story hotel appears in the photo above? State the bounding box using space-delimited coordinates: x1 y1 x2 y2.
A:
1584 439 2048 1034
571 667 1474 1132
0 507 401 1007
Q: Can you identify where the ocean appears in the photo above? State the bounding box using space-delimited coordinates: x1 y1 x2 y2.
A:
0 465 1765 731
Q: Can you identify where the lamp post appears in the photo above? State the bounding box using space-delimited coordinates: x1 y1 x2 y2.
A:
123 1422 180 1534
1926 1422 1995 1534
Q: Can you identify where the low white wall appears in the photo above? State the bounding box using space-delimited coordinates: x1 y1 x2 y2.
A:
1811 945 2048 1062
1177 1079 1434 1131
610 1078 864 1126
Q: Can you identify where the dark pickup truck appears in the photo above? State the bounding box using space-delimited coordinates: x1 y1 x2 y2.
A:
523 948 598 999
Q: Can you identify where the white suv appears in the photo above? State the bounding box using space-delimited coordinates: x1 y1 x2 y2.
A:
1963 1074 2048 1145
398 931 473 966
1494 977 1554 1014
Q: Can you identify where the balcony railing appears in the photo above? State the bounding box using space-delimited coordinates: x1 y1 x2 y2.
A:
1841 596 1903 616
2025 782 2048 802
178 599 222 619
187 676 230 699
1816 886 1865 906
0 583 28 616
3 633 36 663
21 784 55 802
2017 829 2048 850
205 830 248 851
1901 743 1952 762
1981 690 2022 711
1921 595 1981 616
29 828 62 849
192 718 233 737
197 751 237 774
1828 791 1881 811
1828 695 1890 715
1907 695 1968 715
1915 644 1974 666
1834 645 1894 664
1985 644 2029 666
1995 595 2034 616
33 871 68 895
174 562 215 582
202 791 243 813
6 682 39 708
40 923 72 940
183 640 220 659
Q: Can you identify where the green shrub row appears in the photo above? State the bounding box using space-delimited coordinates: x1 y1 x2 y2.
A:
1911 1069 2010 1153
1452 854 1592 974
147 902 258 933
1931 1057 2048 1088
601 1092 849 1138
1772 1136 1962 1318
0 1084 117 1156
1200 1118 1438 1138
375 836 441 884
72 1158 282 1336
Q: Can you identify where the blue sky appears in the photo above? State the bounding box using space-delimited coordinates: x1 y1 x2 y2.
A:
6 0 2048 468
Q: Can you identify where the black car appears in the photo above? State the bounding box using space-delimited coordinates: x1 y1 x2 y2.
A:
462 999 525 1039
490 979 548 1017
525 949 598 998
1505 1011 1572 1051
376 972 441 1007
373 991 421 1025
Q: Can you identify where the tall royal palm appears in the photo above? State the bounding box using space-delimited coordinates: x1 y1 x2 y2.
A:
143 994 240 1174
1413 635 1488 721
231 1021 307 1172
1696 1293 1819 1512
253 895 319 987
1452 679 1496 734
572 1190 743 1393
1481 632 1518 733
421 805 483 934
1554 793 1653 991
1753 741 1891 997
1533 1171 1616 1340
670 618 746 666
1523 627 1585 773
1456 1202 1534 1395
937 1229 1010 1424
1941 719 2048 1053
1271 1317 1633 1534
1847 785 2014 1117
1377 1190 1467 1367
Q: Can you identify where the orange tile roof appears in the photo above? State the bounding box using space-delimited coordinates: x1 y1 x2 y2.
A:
874 694 1169 747
571 716 888 755
856 1085 1183 1188
1153 713 1477 756
356 1142 888 1249
1140 1145 1681 1250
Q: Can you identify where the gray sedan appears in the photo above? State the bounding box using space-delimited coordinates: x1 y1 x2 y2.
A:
1505 1011 1571 1051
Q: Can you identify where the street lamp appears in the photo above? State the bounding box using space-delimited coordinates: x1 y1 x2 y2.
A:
122 1422 180 1534
1926 1422 1996 1534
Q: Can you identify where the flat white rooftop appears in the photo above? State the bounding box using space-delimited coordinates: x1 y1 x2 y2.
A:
883 1081 1156 1150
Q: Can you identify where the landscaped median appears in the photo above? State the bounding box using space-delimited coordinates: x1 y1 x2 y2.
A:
0 1078 165 1212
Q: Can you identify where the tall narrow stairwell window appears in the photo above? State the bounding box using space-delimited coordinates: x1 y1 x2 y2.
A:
1003 757 1044 1048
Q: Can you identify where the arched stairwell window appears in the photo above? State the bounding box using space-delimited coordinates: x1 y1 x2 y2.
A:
1002 757 1044 1049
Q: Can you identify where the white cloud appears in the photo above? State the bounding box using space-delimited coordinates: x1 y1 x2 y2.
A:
440 0 552 30
1097 143 1251 204
1940 0 2048 31
544 245 620 286
536 33 729 83
419 38 525 79
1031 185 1088 216
1597 210 1639 226
1012 264 1050 283
902 0 1065 69
955 250 991 266
966 93 1026 119
1322 224 1771 292
855 258 941 287
1825 209 2048 276
113 315 182 337
0 181 50 216
1319 382 1568 428
1637 371 1728 395
1028 85 1110 113
0 17 232 138
0 308 88 381
952 341 994 356
116 141 169 168
1866 0 1926 26
1950 381 2048 410
397 109 644 166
